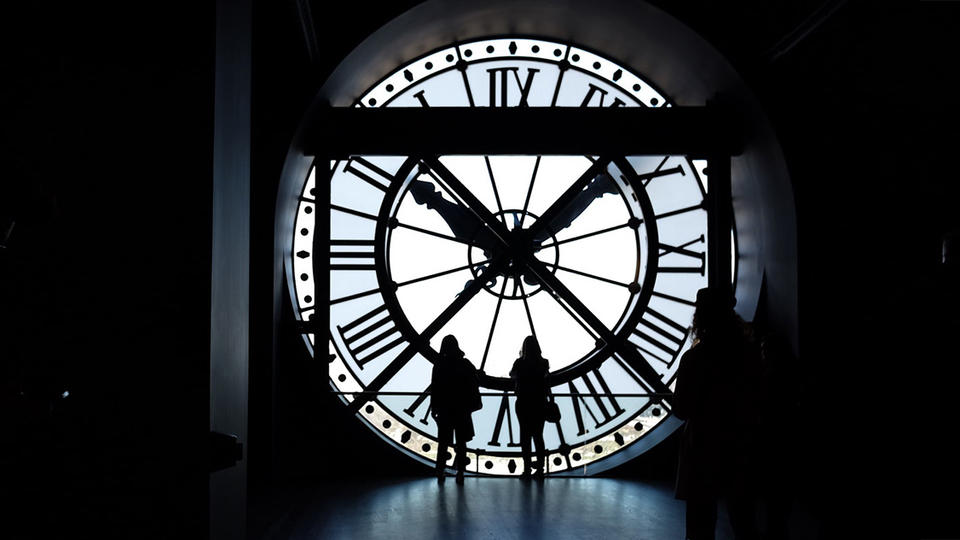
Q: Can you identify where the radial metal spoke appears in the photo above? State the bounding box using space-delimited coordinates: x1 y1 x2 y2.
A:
541 262 630 288
395 220 481 248
518 155 541 229
330 203 377 221
396 258 492 288
538 221 632 250
330 286 379 305
517 280 537 339
484 156 507 226
480 278 509 371
332 202 482 248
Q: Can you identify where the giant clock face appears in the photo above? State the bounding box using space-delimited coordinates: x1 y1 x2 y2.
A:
290 36 732 475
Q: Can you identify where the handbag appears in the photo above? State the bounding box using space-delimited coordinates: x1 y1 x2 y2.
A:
545 398 561 423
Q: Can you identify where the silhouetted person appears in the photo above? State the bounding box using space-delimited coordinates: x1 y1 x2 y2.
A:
431 335 481 484
674 287 761 540
510 335 550 479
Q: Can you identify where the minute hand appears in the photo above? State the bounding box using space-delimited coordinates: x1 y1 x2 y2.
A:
528 162 686 245
531 171 617 246
525 158 612 245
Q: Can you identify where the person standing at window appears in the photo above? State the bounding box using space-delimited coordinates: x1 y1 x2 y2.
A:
431 335 481 484
673 287 761 540
510 335 550 479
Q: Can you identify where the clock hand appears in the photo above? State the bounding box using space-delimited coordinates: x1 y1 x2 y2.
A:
420 156 513 247
530 171 618 247
408 178 505 294
408 178 501 258
518 158 612 287
526 159 685 249
524 158 611 248
418 156 519 293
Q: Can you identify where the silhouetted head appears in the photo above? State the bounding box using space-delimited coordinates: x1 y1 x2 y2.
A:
521 335 542 359
695 286 736 310
439 335 463 362
692 286 737 342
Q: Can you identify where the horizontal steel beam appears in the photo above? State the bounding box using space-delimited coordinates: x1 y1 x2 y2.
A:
330 391 670 398
304 106 744 158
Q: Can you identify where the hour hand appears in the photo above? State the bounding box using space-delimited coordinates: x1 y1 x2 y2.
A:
532 171 618 246
408 178 500 257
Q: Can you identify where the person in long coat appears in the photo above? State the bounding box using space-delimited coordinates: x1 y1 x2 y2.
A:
673 287 761 540
431 335 481 484
510 335 550 479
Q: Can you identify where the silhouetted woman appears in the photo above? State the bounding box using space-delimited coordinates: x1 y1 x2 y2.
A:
431 335 481 484
673 287 760 540
510 335 550 479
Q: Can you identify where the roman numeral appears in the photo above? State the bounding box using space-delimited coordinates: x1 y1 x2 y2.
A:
579 83 625 108
336 304 405 368
631 308 690 367
487 393 521 447
413 90 429 107
402 384 432 426
567 369 625 436
343 156 396 192
330 239 375 271
658 235 705 274
487 67 539 107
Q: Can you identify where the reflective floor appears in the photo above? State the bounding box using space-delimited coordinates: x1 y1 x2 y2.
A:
254 477 756 540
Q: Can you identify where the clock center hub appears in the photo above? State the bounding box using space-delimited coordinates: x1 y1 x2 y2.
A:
467 209 559 300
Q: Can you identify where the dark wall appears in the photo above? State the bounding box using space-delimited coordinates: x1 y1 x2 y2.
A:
248 0 429 486
2 2 213 538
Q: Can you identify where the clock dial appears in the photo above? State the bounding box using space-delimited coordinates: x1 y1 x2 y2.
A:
291 36 729 475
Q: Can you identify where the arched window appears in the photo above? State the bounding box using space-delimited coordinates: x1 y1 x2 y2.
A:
275 0 796 476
